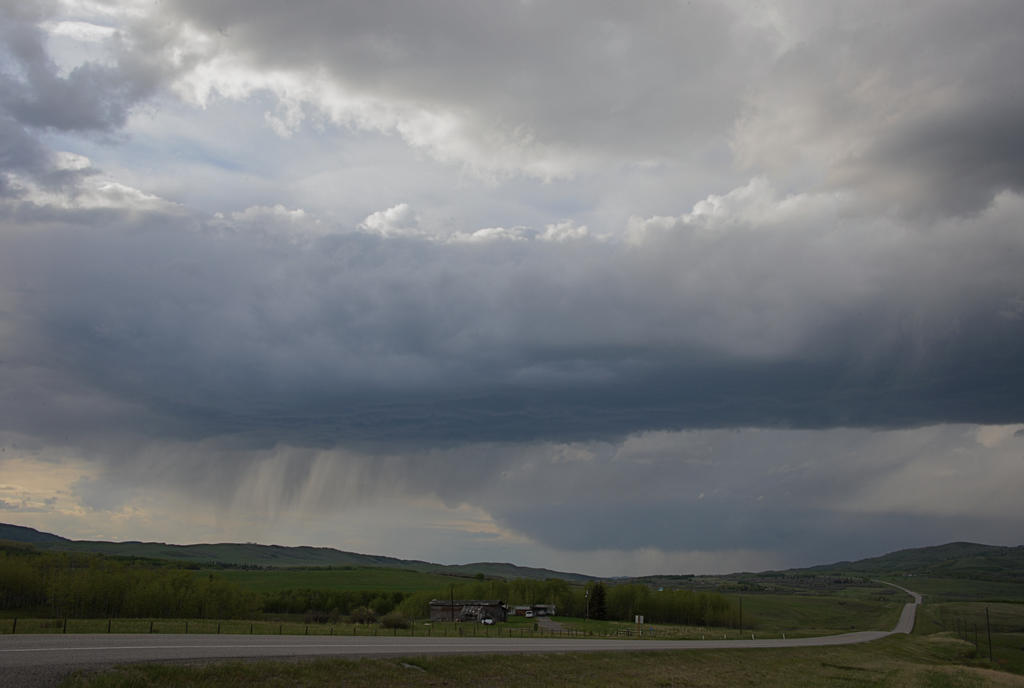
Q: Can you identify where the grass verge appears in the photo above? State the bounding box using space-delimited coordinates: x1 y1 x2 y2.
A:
58 635 1024 687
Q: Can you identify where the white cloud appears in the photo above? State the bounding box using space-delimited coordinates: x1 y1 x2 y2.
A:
449 226 529 243
540 220 589 242
5 173 181 213
359 202 419 237
41 20 117 43
170 55 578 180
52 151 92 171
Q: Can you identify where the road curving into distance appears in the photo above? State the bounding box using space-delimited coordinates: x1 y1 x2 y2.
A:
0 583 920 687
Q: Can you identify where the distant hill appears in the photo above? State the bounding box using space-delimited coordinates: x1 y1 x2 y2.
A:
804 542 1024 582
0 523 69 544
0 522 592 582
4 522 1018 585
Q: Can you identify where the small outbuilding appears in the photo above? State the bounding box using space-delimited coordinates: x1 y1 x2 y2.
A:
532 604 556 616
429 599 507 623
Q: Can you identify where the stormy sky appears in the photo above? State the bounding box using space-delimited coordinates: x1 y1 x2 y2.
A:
1 0 1023 576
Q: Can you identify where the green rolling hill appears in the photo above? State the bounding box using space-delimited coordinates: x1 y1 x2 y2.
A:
806 542 1024 582
3 522 1020 586
0 522 591 582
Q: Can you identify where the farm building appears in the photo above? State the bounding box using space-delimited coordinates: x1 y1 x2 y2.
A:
429 599 507 623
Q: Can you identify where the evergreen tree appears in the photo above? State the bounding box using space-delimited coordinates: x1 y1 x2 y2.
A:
590 582 607 620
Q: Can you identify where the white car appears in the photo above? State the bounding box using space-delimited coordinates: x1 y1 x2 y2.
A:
480 617 495 625
524 610 534 618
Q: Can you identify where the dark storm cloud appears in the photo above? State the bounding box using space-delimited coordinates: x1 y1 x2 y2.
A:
2 190 1022 450
731 1 1024 217
1 0 1023 452
4 2 1024 568
831 2 1024 217
449 425 1024 563
493 500 1018 565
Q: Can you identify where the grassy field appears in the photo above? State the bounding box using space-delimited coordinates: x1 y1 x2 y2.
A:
16 577 1024 686
882 577 1024 603
738 592 903 635
203 566 471 593
57 634 1024 687
0 579 912 639
913 601 1024 675
549 590 903 640
551 616 778 640
1 587 904 640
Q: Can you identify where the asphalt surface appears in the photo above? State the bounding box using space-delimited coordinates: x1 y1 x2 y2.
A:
881 581 922 634
0 585 920 687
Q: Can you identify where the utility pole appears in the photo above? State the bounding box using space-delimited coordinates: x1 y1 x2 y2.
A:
584 589 590 621
739 596 743 635
986 607 993 661
450 585 455 623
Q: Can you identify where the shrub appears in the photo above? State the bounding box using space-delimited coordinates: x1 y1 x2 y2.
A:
349 606 376 624
380 612 410 629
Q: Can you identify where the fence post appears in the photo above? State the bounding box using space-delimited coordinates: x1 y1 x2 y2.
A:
107 619 111 633
11 618 16 634
250 623 253 635
63 618 67 633
217 623 221 634
149 620 153 633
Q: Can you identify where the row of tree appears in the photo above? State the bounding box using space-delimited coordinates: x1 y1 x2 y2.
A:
1 544 735 627
396 579 736 627
0 546 258 619
262 589 406 618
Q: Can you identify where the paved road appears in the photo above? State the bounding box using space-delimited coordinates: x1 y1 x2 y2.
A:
0 584 920 687
878 581 922 634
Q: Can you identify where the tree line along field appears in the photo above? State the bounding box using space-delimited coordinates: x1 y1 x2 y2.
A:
5 538 1021 644
0 541 736 629
207 566 471 593
3 539 900 637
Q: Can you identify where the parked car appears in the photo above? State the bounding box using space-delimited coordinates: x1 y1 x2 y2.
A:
525 610 534 618
480 617 495 625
